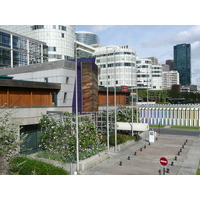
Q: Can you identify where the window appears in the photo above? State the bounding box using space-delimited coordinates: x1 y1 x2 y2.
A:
31 25 44 30
62 33 64 38
48 46 56 51
53 25 56 29
59 25 66 31
66 77 69 84
63 92 67 103
44 78 48 83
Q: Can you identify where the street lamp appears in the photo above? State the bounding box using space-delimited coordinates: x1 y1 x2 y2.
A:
75 41 79 172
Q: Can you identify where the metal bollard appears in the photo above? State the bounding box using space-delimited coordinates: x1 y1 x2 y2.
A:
128 156 130 160
180 148 182 152
171 161 174 166
144 145 146 149
166 168 170 173
149 142 151 145
158 169 161 175
119 161 122 166
177 151 180 155
134 152 137 156
174 156 177 161
140 148 142 151
182 145 184 148
186 139 188 143
156 137 158 140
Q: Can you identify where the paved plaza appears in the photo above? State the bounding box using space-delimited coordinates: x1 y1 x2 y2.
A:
80 131 200 175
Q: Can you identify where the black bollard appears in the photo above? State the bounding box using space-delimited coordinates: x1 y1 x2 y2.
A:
186 139 188 143
119 161 122 166
140 148 142 151
158 169 161 175
182 145 184 148
180 148 182 152
171 161 174 166
134 152 137 156
144 145 146 149
174 156 177 161
166 168 170 173
177 151 180 156
128 156 130 160
156 137 158 140
149 142 151 145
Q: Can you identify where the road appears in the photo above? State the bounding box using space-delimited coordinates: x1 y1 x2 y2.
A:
150 127 200 137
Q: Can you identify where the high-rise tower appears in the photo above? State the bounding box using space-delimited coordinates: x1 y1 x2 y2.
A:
174 43 191 86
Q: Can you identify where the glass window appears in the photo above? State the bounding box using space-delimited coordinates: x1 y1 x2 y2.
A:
53 25 56 29
62 33 64 38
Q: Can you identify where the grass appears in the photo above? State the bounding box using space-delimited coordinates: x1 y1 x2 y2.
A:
196 168 200 175
9 156 69 175
170 126 199 129
149 125 165 128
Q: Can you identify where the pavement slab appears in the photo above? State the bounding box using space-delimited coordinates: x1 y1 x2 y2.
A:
80 132 200 175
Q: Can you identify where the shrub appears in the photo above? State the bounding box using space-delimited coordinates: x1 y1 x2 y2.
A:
9 156 69 175
101 133 135 146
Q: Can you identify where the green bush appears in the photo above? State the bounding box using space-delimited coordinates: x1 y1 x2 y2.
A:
101 133 135 146
9 156 69 175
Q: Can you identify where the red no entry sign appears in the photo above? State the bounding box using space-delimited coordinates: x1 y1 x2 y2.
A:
159 157 168 166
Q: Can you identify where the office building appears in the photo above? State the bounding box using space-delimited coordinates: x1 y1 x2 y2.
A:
0 28 48 68
0 25 76 62
75 41 95 59
136 58 152 89
146 57 158 65
162 70 179 90
151 65 162 90
76 31 100 45
166 59 174 71
94 45 137 87
174 43 191 86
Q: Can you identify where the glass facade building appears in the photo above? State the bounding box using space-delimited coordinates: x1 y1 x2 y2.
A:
0 25 76 62
174 43 191 86
76 31 100 45
0 28 48 68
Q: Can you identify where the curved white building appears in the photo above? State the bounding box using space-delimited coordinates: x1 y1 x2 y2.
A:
93 45 137 87
0 25 76 61
76 31 100 45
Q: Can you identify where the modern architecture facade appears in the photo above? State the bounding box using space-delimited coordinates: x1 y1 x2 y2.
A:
0 60 76 107
94 45 137 88
174 43 191 86
75 41 95 59
136 58 152 89
76 31 100 45
162 70 179 90
0 25 76 62
151 65 162 90
0 28 48 68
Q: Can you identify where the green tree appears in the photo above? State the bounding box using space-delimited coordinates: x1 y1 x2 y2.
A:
0 107 26 174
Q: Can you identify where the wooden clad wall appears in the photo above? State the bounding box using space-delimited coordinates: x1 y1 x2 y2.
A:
0 87 53 107
82 62 98 113
98 92 127 106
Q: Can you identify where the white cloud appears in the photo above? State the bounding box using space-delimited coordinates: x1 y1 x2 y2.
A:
91 25 114 32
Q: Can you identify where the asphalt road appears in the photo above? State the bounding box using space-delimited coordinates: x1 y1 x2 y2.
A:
150 127 200 137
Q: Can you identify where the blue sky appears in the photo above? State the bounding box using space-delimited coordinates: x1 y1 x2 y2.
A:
76 25 200 86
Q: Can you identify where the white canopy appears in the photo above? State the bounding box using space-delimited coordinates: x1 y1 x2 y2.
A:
116 122 149 132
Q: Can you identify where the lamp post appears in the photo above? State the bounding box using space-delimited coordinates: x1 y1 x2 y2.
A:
106 47 110 154
114 49 117 151
75 41 79 172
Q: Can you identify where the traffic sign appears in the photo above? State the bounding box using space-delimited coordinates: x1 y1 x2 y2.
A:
159 157 168 166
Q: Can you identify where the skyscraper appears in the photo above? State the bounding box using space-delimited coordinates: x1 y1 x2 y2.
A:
174 43 191 86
